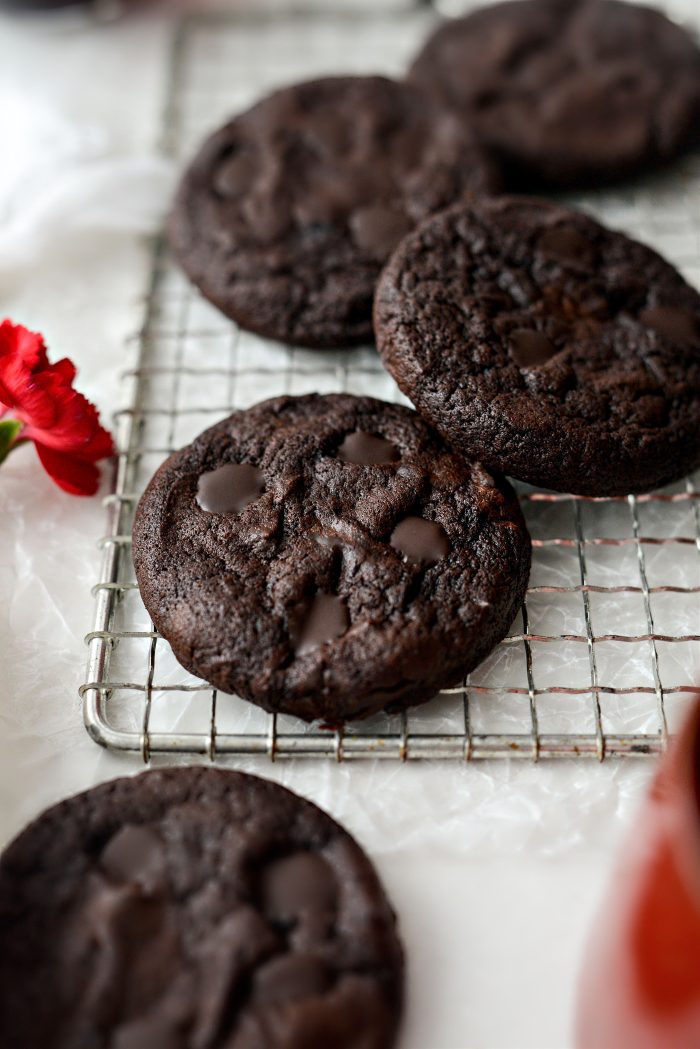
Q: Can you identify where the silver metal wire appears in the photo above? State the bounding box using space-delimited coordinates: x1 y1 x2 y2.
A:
80 5 700 763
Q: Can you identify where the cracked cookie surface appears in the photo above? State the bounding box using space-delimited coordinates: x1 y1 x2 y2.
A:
0 767 404 1049
132 394 531 723
168 76 500 348
374 196 700 496
408 0 700 188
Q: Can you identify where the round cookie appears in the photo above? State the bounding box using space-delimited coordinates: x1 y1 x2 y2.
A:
0 767 404 1049
374 196 700 496
169 76 500 348
408 0 700 188
132 394 531 723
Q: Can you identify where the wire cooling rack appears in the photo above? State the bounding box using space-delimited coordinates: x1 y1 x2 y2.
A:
81 2 700 762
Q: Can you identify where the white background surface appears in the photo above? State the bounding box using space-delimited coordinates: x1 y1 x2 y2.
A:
0 4 684 1047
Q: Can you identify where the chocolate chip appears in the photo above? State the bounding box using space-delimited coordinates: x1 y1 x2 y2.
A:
336 430 399 465
196 463 264 514
509 329 558 368
349 205 413 258
214 151 257 197
79 884 180 1024
640 305 699 343
252 955 332 1005
241 192 292 244
100 825 167 895
262 852 337 927
390 516 450 566
113 1013 190 1049
293 594 349 655
190 909 279 1048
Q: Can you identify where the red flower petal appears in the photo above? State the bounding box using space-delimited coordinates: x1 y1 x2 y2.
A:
0 322 48 409
51 357 77 384
0 319 114 495
24 384 114 457
0 320 47 370
34 442 102 497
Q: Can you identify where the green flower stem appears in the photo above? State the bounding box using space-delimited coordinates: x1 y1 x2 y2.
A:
0 418 25 466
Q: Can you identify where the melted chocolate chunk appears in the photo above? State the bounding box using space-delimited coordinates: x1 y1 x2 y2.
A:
100 825 166 895
188 909 280 1049
349 205 413 258
293 593 349 655
196 462 264 514
262 852 337 927
252 955 332 1005
640 305 699 343
112 1012 190 1049
390 516 450 566
78 882 180 1028
509 329 557 368
214 151 257 197
336 430 399 465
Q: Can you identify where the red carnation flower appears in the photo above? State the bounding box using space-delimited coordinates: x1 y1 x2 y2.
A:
0 320 114 496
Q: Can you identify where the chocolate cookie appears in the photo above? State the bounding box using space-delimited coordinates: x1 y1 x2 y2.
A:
374 196 700 496
132 394 531 723
408 0 700 188
0 767 404 1049
169 76 500 348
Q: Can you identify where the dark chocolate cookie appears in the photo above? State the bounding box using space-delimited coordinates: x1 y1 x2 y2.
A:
169 76 500 348
408 0 700 188
374 196 700 496
132 394 531 723
0 767 403 1049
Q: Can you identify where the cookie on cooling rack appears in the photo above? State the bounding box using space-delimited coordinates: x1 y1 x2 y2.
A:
168 76 500 349
132 393 531 723
374 196 700 496
408 0 700 188
0 767 404 1049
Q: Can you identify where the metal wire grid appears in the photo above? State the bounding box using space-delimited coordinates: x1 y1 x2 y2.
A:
81 5 700 762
